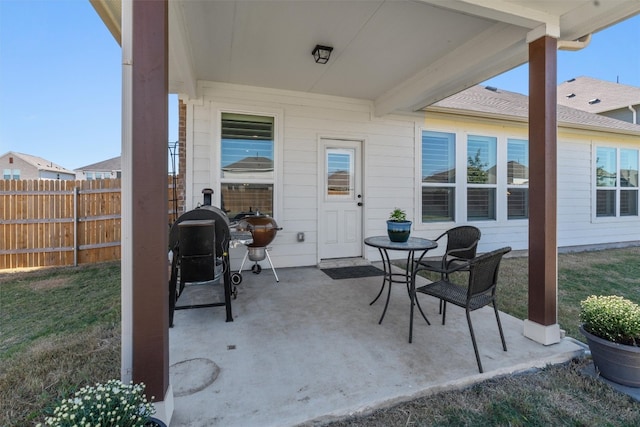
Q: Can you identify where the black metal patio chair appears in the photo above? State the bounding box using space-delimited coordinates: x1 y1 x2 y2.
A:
413 225 481 314
414 225 481 281
414 246 512 373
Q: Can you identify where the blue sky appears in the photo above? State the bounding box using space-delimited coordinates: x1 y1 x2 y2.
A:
0 1 638 171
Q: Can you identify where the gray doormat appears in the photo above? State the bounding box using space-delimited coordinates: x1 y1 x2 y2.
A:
321 265 384 280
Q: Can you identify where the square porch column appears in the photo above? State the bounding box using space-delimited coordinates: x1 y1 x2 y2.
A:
121 0 173 423
524 34 561 345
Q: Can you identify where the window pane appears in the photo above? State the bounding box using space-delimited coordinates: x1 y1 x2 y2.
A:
467 188 496 220
621 190 638 216
620 149 638 188
3 169 10 180
596 189 616 217
507 139 528 185
221 183 273 220
467 135 497 184
422 131 455 183
221 113 274 179
422 187 455 222
326 149 354 198
12 170 19 179
507 188 528 219
596 147 616 187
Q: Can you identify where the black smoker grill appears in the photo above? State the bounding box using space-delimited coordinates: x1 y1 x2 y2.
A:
168 189 251 326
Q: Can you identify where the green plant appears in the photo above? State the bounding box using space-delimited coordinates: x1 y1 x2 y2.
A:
389 208 408 222
40 379 155 427
580 295 640 346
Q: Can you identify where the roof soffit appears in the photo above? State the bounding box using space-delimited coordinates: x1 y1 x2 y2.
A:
91 0 640 115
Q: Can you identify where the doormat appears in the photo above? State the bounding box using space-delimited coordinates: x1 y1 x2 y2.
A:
321 265 384 280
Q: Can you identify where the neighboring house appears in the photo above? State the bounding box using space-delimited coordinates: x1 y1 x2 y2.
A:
0 151 75 180
75 156 122 180
558 76 640 124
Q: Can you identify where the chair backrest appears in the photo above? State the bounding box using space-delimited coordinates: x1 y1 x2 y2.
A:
445 226 481 260
467 246 512 298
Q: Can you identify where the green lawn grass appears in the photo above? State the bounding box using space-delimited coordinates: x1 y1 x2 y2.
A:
0 263 121 426
2 248 640 426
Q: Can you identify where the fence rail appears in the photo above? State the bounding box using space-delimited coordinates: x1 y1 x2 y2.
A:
0 178 178 270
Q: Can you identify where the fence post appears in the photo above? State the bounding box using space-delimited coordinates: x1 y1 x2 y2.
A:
74 185 79 266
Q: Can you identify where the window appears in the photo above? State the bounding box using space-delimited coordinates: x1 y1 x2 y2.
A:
421 131 455 222
507 139 529 219
326 149 354 198
467 135 496 221
596 147 638 217
220 113 275 219
4 169 20 179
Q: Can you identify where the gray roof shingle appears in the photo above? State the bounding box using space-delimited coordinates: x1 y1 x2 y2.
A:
429 85 640 135
4 151 75 174
75 156 121 172
557 76 640 113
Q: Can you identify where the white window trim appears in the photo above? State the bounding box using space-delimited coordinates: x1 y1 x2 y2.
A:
210 103 284 219
505 138 529 221
417 126 530 226
592 143 640 223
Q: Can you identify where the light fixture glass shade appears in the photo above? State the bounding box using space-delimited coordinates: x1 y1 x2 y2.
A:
312 45 333 64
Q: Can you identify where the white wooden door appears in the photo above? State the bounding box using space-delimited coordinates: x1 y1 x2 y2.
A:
319 139 363 260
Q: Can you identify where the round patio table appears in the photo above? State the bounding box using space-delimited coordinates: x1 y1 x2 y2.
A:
364 236 437 342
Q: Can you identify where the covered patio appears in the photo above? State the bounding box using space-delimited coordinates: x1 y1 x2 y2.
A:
88 1 640 424
167 263 583 426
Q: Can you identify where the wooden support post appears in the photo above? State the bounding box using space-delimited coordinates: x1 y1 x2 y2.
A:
525 35 560 345
123 0 171 414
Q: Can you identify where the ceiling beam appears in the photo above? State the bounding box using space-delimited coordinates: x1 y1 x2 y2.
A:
374 22 526 116
560 1 640 40
417 0 559 30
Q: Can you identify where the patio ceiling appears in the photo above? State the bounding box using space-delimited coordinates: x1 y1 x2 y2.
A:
92 0 640 115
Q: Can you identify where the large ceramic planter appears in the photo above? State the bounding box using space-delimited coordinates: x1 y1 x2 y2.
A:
145 417 168 427
387 220 412 242
580 325 640 388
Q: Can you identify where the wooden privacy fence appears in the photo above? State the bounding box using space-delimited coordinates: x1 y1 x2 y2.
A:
0 178 179 270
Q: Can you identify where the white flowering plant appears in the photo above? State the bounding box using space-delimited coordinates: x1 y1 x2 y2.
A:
580 295 640 347
41 379 156 427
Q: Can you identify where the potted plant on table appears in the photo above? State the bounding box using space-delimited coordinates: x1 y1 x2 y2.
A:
579 295 640 388
41 379 167 427
387 208 412 243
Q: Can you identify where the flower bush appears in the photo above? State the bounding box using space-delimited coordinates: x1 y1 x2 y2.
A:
580 295 640 347
41 379 156 427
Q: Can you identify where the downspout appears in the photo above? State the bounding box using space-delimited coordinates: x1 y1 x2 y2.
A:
629 105 638 124
557 34 592 51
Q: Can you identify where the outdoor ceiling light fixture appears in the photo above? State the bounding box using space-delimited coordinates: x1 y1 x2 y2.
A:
312 45 333 64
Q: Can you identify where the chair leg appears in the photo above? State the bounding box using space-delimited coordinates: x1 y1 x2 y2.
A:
439 272 447 314
466 308 483 373
414 294 431 326
493 304 507 351
441 301 447 325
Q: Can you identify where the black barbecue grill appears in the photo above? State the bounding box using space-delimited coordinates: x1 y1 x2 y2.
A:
168 189 251 326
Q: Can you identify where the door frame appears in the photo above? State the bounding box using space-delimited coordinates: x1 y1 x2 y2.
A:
317 136 365 262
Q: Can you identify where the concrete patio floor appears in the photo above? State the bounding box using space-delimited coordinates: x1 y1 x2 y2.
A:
167 262 585 427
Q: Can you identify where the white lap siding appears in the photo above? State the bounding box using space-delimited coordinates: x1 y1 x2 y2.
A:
182 82 640 268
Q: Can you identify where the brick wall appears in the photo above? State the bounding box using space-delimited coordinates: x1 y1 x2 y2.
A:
177 99 186 215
